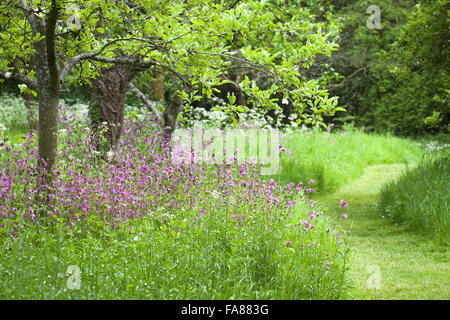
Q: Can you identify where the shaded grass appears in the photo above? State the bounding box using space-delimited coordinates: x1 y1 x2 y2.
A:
315 164 449 299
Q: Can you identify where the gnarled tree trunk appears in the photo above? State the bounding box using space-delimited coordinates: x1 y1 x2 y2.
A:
153 67 165 103
91 63 142 146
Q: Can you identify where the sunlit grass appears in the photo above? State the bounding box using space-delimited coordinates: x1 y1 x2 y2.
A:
315 164 449 299
275 126 424 193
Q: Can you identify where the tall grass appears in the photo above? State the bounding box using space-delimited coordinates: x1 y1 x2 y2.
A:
379 155 450 245
275 125 424 193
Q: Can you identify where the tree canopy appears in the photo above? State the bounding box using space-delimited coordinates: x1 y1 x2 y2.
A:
0 0 345 171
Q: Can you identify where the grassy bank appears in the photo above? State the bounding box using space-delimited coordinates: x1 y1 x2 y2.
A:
379 155 449 244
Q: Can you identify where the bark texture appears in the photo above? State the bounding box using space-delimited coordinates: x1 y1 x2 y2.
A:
34 3 60 174
163 91 184 138
92 63 142 146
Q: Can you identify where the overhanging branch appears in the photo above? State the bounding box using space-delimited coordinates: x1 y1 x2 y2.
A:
0 70 38 91
129 82 162 119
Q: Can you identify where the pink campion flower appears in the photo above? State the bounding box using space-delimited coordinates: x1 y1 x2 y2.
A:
138 165 148 173
341 213 348 219
286 241 292 247
309 179 314 185
306 188 314 193
340 199 348 208
230 214 237 219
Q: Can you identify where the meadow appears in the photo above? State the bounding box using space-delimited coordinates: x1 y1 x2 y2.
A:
0 95 448 299
0 103 348 299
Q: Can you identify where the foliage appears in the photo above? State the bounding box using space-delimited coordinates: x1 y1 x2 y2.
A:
179 103 301 130
325 0 449 136
0 93 32 133
0 0 344 128
389 0 449 74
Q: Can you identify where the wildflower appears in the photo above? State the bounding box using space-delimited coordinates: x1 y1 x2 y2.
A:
286 241 292 247
340 199 348 208
309 179 314 185
341 213 348 219
230 214 237 219
138 164 148 173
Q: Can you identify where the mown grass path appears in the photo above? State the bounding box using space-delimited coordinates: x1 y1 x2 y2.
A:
314 164 449 299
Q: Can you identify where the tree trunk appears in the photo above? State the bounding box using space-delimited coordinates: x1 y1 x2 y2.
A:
163 91 183 138
153 67 165 102
37 84 59 173
34 5 60 175
23 92 37 130
91 63 141 146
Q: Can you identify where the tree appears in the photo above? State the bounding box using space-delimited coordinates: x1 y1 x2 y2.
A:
321 0 449 135
387 0 449 132
0 0 343 178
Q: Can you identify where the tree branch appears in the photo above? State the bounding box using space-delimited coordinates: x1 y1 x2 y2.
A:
327 68 366 89
0 70 38 91
46 0 59 92
129 82 162 119
60 37 161 83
